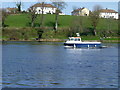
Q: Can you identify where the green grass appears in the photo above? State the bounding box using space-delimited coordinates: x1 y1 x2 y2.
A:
5 14 29 27
4 14 119 41
81 36 100 40
81 36 119 40
5 14 118 31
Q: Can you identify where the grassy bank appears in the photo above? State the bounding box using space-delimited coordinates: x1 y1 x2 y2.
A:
2 14 119 42
2 27 119 43
5 14 118 30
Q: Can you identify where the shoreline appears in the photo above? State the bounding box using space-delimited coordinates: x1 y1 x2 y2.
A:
1 39 119 43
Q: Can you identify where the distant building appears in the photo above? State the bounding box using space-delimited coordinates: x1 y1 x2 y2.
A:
28 3 64 15
71 7 89 16
58 10 65 15
29 3 56 14
99 8 118 19
6 7 18 14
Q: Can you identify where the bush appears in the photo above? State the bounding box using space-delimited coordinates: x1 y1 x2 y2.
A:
2 27 38 40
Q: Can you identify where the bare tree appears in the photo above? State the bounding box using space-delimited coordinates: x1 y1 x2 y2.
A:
51 0 66 31
40 2 45 27
1 8 8 27
28 7 37 27
0 9 2 27
70 16 84 36
90 5 102 36
16 1 22 12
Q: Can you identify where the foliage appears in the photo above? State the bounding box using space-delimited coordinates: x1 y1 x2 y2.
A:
70 16 84 36
1 9 8 27
39 2 45 27
51 0 67 30
16 1 22 12
28 7 37 27
4 14 119 38
89 5 102 36
3 28 38 40
35 27 44 39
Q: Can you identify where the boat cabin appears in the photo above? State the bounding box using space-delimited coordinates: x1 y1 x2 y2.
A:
69 37 81 42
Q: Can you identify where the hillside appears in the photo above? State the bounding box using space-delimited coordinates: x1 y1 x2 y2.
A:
2 14 119 41
5 14 118 31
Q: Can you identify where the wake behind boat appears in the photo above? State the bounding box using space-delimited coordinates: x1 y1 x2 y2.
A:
64 34 102 48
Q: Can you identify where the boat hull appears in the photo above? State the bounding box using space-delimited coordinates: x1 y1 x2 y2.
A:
64 43 101 48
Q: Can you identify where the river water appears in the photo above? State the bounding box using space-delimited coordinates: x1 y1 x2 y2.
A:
2 41 118 88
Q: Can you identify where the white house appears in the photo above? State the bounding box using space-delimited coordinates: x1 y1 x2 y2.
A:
29 3 64 15
29 3 57 14
71 7 89 16
6 7 18 14
99 8 118 19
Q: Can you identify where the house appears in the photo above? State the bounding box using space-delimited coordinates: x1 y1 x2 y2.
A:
6 8 18 14
29 3 65 15
71 7 89 16
59 13 65 15
99 8 118 19
58 10 65 15
29 3 57 14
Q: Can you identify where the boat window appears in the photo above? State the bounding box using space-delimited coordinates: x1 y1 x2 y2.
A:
69 38 74 41
71 38 74 41
69 38 81 41
78 38 80 41
75 39 78 41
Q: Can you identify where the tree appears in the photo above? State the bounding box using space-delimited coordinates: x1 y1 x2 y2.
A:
1 8 8 27
40 2 45 27
51 0 66 31
70 16 84 36
16 1 22 12
90 5 102 36
28 6 37 27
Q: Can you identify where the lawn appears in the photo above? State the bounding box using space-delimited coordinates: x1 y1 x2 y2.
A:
5 13 118 31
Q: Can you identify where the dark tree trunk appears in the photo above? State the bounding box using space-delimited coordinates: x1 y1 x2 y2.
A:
18 5 21 12
2 21 4 27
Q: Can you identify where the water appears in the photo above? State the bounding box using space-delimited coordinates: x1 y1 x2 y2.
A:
2 41 118 88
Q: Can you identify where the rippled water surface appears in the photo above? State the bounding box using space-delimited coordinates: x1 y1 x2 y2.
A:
2 41 118 88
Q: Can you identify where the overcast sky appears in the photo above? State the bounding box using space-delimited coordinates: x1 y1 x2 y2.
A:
2 1 119 15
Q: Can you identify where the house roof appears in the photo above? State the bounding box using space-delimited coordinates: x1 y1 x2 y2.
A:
99 9 118 13
71 7 85 13
31 3 56 8
7 8 18 11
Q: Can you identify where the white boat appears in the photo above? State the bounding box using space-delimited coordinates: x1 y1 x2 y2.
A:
64 37 102 48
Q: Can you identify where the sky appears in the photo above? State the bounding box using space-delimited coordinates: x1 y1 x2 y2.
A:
0 0 120 2
1 1 119 15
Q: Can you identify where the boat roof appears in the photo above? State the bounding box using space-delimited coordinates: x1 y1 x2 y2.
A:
69 37 81 38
